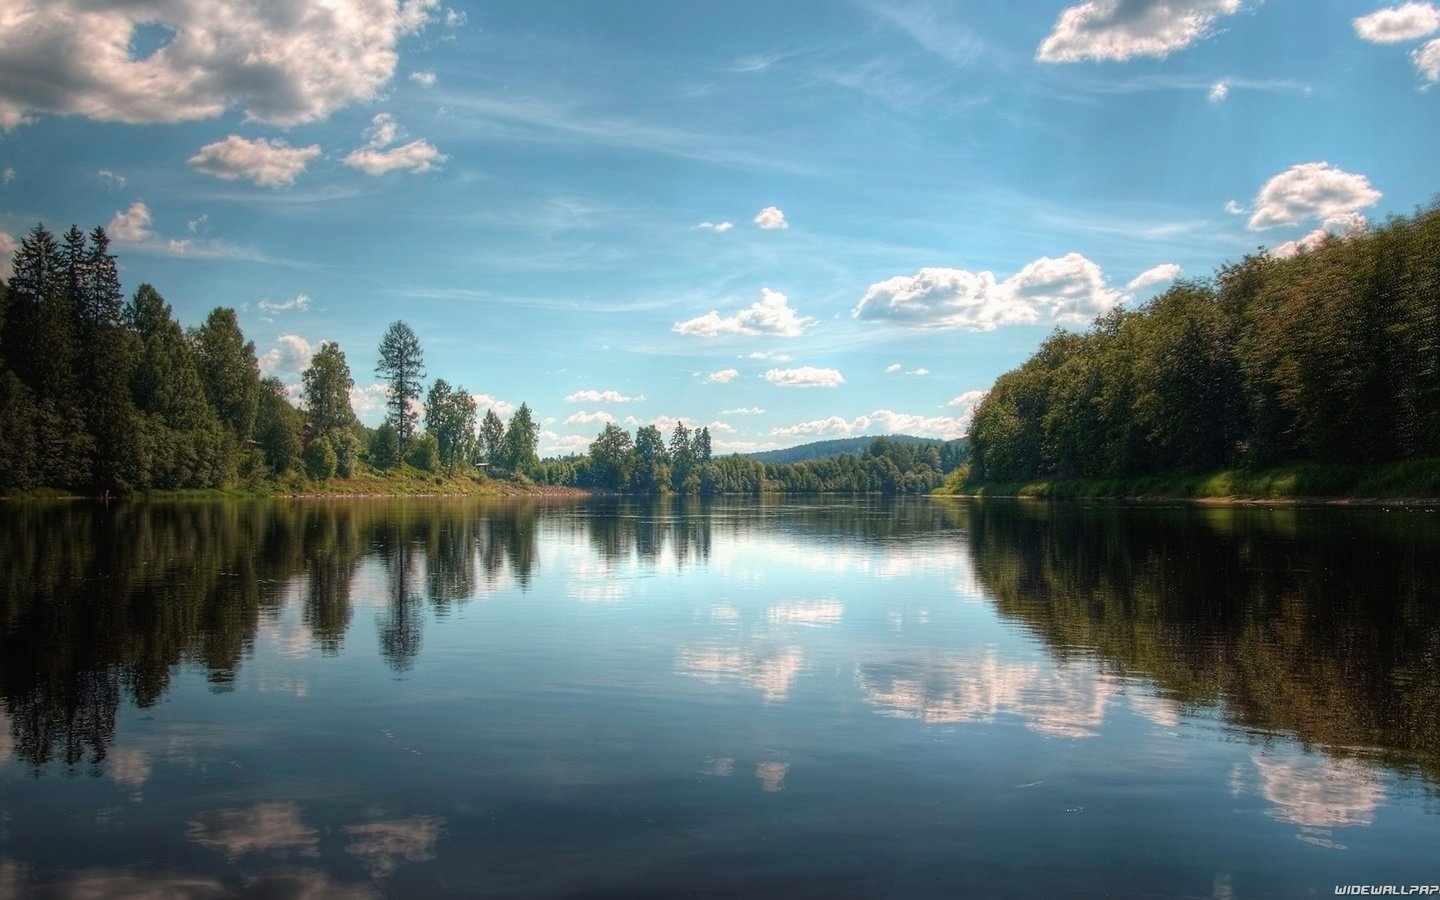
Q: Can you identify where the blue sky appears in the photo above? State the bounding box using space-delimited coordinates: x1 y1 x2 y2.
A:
2 0 1437 455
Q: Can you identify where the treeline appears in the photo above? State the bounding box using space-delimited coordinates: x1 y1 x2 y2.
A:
966 201 1440 484
0 223 543 493
538 426 962 495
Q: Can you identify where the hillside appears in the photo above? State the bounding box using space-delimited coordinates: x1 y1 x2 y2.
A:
749 435 963 465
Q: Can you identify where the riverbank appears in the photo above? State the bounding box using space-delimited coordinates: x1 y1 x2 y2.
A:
934 456 1440 505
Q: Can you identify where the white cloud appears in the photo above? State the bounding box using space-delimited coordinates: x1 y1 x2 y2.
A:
1354 3 1440 43
855 252 1123 331
753 206 789 230
1208 80 1229 102
344 139 446 176
542 431 594 457
1272 212 1369 258
168 239 191 254
723 406 766 415
189 136 322 188
696 221 735 233
0 231 16 280
744 351 791 361
0 0 439 129
258 334 314 377
2 167 13 185
364 112 400 149
474 393 516 418
97 168 126 189
908 368 930 377
107 201 152 242
259 293 312 314
771 410 969 441
947 389 989 409
1126 262 1183 290
1413 38 1440 82
763 366 845 388
705 420 737 434
409 70 437 87
1247 162 1382 230
674 288 812 337
1224 200 1247 215
564 389 634 403
1037 0 1243 62
564 410 615 426
444 9 467 28
885 363 903 374
351 382 389 419
708 368 740 383
188 214 209 235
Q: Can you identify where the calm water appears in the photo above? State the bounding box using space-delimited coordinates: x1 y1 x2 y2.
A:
1 497 1437 898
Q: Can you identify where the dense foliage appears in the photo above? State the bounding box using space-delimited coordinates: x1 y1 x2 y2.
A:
966 202 1440 484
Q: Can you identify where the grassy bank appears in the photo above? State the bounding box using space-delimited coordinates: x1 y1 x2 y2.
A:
3 466 589 501
934 456 1440 502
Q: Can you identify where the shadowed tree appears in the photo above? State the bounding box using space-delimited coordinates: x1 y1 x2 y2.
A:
376 320 424 444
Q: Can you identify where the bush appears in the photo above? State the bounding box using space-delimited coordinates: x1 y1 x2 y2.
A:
304 435 338 481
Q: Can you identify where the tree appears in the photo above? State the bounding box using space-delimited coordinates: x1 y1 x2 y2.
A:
498 402 539 474
669 421 695 492
302 341 357 435
479 409 505 464
424 378 478 474
587 422 634 491
376 320 424 443
304 434 338 480
633 424 668 493
254 376 303 476
370 421 402 470
193 307 260 443
693 426 712 464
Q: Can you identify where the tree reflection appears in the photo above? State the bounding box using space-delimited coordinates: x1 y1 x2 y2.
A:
953 498 1440 781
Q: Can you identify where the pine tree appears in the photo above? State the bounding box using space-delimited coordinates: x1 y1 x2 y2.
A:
376 321 424 443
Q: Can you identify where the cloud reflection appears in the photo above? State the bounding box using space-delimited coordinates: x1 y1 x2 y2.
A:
677 644 805 703
186 802 320 859
1252 752 1386 829
756 761 789 792
766 599 844 627
344 816 445 878
857 653 1117 738
106 747 151 790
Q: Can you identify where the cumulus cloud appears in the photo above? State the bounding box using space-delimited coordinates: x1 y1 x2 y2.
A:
947 389 989 409
345 140 446 175
259 293 311 314
1246 162 1381 230
723 406 766 415
696 221 735 232
259 334 314 377
409 70 437 87
753 206 789 230
349 383 389 419
674 288 812 337
885 363 903 374
854 252 1123 331
564 410 615 425
189 136 322 188
1037 0 1243 62
708 368 740 383
1353 3 1440 43
1208 80 1229 102
0 0 439 130
763 366 845 388
474 393 516 418
1224 199 1247 215
97 168 126 189
565 389 634 403
744 351 791 361
1126 262 1182 290
107 201 153 243
1272 212 1369 258
771 410 969 441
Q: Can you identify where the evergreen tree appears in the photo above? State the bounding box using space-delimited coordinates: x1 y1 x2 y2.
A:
376 320 424 443
254 376 303 476
193 307 261 444
72 227 139 490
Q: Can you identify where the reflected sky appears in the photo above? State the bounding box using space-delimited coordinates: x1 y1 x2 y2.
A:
2 497 1438 897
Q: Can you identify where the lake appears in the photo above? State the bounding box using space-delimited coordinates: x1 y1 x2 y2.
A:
1 496 1437 898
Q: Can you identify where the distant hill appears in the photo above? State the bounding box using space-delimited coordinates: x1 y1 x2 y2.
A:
747 434 960 465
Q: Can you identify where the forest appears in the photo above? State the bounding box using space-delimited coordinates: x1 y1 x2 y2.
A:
962 201 1440 487
0 224 955 496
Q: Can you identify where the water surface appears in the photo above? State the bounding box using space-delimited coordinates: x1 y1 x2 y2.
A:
1 497 1437 898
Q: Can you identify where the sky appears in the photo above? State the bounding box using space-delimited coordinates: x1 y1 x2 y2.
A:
1 0 1437 457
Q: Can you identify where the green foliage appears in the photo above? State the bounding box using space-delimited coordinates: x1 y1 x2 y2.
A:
376 320 424 442
192 307 260 443
967 202 1440 486
370 421 402 471
255 377 303 476
305 435 339 481
302 341 357 435
498 403 539 475
406 432 441 472
479 408 505 464
424 378 477 474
